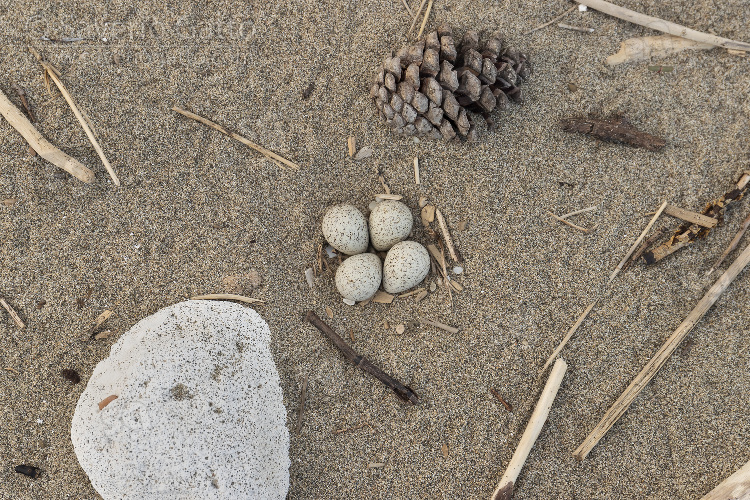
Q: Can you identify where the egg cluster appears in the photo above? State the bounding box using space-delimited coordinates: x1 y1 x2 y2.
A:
322 201 430 302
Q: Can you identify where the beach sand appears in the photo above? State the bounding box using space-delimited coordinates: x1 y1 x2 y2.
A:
1 0 749 498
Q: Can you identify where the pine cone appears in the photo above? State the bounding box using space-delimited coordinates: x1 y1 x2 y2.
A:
370 25 531 141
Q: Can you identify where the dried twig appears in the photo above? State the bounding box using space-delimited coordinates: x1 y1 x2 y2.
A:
398 288 425 298
173 107 300 170
305 311 419 404
296 376 308 434
645 173 750 264
491 358 568 500
190 294 265 304
560 205 598 219
0 87 94 183
622 228 664 270
0 298 25 329
609 200 668 282
413 157 420 184
12 84 35 122
435 208 460 262
523 5 577 35
490 388 513 412
541 301 596 372
420 317 459 334
708 212 750 275
577 0 750 52
30 48 120 186
700 458 750 500
549 211 590 233
574 241 750 460
333 421 374 434
399 0 413 17
558 23 594 33
408 0 428 34
416 0 433 39
347 136 356 157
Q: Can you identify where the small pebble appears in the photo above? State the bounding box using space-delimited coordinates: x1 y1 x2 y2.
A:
325 246 337 258
453 266 463 274
342 298 355 306
429 282 437 292
578 4 587 10
395 324 405 334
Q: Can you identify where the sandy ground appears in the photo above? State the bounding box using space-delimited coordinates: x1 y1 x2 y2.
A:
1 0 749 498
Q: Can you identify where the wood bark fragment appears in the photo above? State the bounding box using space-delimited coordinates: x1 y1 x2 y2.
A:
577 0 750 52
622 228 664 270
84 309 113 339
0 87 94 183
413 157 420 184
347 136 356 157
645 173 750 264
98 395 118 410
491 358 568 500
610 201 668 282
663 204 718 228
574 241 750 460
0 298 25 329
372 291 395 304
30 49 120 186
606 35 715 66
700 458 750 500
305 311 419 404
560 116 666 151
172 107 300 170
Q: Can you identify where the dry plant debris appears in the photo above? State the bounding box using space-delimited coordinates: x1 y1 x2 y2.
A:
560 116 666 150
524 5 577 35
708 211 750 275
372 291 394 304
30 48 120 185
0 87 95 183
98 394 118 410
190 294 265 305
575 241 750 460
173 106 299 170
606 35 714 66
305 311 419 404
577 0 750 52
644 172 750 264
0 297 25 329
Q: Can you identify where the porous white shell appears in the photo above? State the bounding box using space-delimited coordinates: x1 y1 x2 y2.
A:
335 253 382 301
322 204 369 255
71 301 290 500
369 200 413 251
382 241 430 294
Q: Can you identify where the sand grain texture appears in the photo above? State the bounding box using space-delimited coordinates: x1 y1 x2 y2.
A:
1 0 749 499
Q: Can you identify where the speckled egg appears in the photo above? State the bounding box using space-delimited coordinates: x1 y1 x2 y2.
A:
322 204 369 255
382 241 430 294
369 200 413 251
335 253 383 302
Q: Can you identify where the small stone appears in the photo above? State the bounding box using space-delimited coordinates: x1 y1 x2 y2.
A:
420 49 440 77
384 72 397 92
425 31 440 51
405 63 420 89
440 36 457 63
453 266 464 274
425 104 444 127
395 324 405 335
421 77 442 106
411 92 429 113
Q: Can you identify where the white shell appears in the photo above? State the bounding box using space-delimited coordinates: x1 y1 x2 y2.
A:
335 253 383 301
369 200 413 251
71 301 289 499
382 241 430 294
322 204 369 255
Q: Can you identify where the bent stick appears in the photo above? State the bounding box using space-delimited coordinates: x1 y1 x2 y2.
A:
305 311 419 404
575 241 750 460
0 87 94 183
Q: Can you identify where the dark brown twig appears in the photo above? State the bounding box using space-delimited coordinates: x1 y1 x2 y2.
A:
622 228 665 270
12 84 35 122
490 388 513 412
296 376 308 434
560 116 666 151
305 311 419 405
